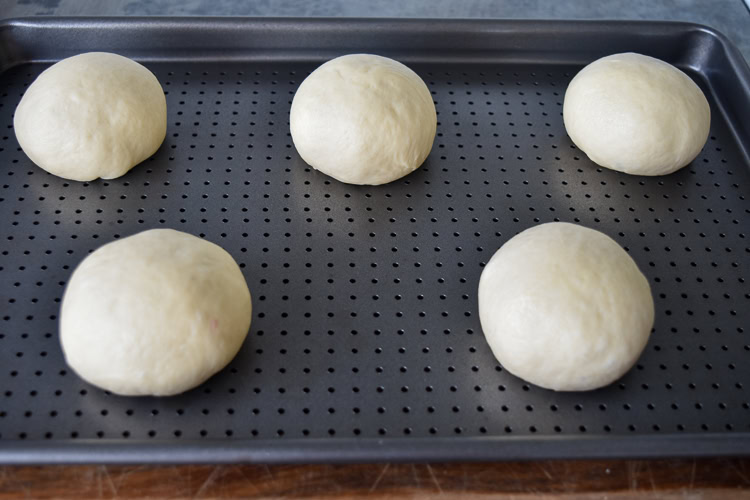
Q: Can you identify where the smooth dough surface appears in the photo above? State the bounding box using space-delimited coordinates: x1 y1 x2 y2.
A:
477 222 654 391
14 52 167 181
290 54 437 185
60 229 252 396
563 52 710 176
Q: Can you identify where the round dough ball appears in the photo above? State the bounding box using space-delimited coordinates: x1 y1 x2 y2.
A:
60 229 252 396
14 52 167 182
563 52 710 176
477 222 654 391
290 54 437 185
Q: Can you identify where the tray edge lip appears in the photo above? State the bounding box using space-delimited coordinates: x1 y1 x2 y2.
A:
0 16 731 27
0 16 740 43
0 17 745 70
0 433 749 464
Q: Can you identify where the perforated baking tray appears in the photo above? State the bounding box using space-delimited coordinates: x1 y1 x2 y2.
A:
0 18 749 464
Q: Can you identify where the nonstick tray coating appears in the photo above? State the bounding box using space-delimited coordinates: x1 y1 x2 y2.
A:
0 18 748 463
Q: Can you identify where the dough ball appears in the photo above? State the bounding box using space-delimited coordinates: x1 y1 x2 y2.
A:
477 222 654 391
290 54 437 185
563 52 710 176
60 229 252 396
14 52 167 182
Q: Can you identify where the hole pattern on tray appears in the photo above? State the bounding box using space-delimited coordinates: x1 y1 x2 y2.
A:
0 62 748 441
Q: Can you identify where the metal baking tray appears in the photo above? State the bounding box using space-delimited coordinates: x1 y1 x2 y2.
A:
0 18 749 464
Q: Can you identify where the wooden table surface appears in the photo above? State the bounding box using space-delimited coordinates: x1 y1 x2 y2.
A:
2 459 750 498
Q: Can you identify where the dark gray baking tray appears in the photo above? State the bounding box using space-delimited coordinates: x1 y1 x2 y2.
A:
0 18 749 464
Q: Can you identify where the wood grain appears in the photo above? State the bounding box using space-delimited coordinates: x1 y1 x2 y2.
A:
1 459 750 498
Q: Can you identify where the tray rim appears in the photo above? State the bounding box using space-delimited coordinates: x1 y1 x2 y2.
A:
1 16 749 464
0 16 747 64
1 433 749 464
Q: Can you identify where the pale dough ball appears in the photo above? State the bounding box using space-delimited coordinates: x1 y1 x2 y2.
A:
290 54 437 185
477 222 654 391
60 229 252 396
14 52 167 182
563 52 710 176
